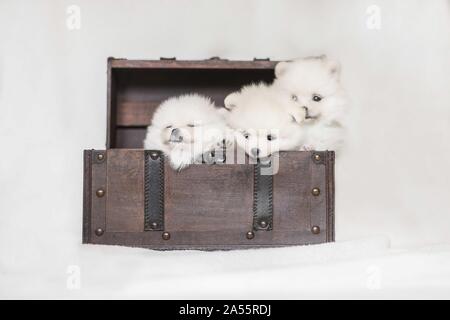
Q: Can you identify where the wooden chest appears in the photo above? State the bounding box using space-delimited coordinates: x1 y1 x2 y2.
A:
82 58 335 250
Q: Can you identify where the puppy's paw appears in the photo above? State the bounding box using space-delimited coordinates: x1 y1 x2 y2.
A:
169 147 194 171
224 92 239 111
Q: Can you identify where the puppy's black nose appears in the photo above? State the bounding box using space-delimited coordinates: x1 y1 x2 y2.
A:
169 128 183 143
303 106 312 119
250 148 260 157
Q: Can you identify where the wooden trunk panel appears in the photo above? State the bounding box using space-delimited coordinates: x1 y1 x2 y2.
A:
273 152 312 232
115 127 146 148
106 149 144 232
165 164 254 232
83 149 334 249
116 101 159 126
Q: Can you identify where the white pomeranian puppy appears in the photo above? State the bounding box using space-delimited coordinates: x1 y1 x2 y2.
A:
224 83 305 160
144 94 227 170
273 55 348 151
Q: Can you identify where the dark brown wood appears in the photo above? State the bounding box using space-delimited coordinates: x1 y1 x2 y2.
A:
116 101 159 126
326 151 335 241
106 149 144 232
82 150 92 243
90 150 107 242
115 127 146 148
165 163 254 232
83 150 335 249
273 152 312 233
106 58 117 149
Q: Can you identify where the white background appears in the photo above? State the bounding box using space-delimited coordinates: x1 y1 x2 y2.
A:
1 0 449 298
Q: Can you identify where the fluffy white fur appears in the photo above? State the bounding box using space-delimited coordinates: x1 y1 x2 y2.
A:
144 94 227 170
273 56 348 151
224 83 305 159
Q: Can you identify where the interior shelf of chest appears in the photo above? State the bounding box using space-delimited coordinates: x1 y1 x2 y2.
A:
108 66 275 149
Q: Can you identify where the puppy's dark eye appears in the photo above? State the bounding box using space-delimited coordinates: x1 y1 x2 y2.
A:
187 124 195 127
267 134 276 141
291 94 298 102
312 94 322 102
166 125 172 129
243 133 250 139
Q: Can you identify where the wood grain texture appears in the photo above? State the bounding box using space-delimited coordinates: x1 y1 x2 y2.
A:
165 163 254 232
309 152 328 243
90 151 107 243
93 230 326 249
326 151 335 241
115 127 147 148
116 101 159 126
82 150 92 244
84 149 335 249
110 58 277 69
106 59 117 149
273 152 312 233
106 149 144 232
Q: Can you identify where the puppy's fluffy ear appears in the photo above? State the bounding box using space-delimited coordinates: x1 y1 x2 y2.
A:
217 107 230 117
224 92 239 110
324 58 341 78
274 61 290 78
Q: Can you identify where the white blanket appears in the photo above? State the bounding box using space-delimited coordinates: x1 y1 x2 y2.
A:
2 237 450 299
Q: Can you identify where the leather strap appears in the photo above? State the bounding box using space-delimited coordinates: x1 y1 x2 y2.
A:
252 162 273 231
144 150 165 231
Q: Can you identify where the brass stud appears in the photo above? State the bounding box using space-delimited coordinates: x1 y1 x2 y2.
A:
150 151 159 160
95 228 104 236
259 220 268 228
150 222 158 229
311 188 320 196
162 232 170 240
313 154 321 162
311 226 320 234
246 231 255 240
96 153 104 162
96 189 105 197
